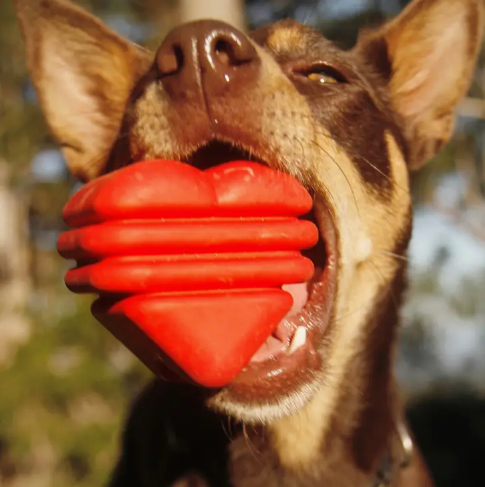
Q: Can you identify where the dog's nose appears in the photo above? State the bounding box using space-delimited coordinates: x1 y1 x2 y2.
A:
155 20 260 98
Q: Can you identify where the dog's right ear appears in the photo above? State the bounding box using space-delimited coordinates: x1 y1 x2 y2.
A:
355 0 483 171
14 0 152 181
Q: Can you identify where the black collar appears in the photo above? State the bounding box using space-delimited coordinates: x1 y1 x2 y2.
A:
371 422 414 487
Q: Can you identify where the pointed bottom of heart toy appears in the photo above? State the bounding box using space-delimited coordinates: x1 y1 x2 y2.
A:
92 289 293 388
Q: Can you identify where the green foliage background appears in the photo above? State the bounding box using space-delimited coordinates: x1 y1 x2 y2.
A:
0 294 150 485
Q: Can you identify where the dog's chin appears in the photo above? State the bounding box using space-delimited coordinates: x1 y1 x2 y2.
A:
179 140 339 425
205 237 337 424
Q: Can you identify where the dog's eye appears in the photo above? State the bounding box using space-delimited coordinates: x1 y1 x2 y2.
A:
307 72 339 84
299 65 346 84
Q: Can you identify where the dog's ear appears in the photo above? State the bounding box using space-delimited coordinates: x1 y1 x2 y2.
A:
14 0 152 181
355 0 483 170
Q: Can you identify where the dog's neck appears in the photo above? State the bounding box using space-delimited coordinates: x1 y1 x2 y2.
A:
228 270 409 487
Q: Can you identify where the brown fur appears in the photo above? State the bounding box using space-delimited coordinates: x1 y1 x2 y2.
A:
13 0 483 485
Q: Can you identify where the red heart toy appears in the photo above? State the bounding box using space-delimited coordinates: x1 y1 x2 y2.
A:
58 160 318 387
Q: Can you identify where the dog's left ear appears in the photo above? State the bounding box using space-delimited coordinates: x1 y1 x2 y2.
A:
13 0 152 182
355 0 483 170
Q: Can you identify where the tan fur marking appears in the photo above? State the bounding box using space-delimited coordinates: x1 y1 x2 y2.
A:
130 83 176 159
268 387 333 470
267 26 306 54
265 131 410 467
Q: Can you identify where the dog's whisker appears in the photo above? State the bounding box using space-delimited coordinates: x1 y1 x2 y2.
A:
377 250 409 262
242 423 261 462
300 121 409 195
221 418 233 442
310 138 361 217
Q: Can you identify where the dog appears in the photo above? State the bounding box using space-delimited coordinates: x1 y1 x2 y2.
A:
13 0 483 485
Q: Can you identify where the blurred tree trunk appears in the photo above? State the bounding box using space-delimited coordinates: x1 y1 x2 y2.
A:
179 0 246 30
0 1 35 368
0 160 31 366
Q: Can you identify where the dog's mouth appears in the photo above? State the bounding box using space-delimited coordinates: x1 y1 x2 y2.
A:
182 140 338 394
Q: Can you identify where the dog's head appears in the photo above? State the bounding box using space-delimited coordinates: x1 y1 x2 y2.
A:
14 0 482 430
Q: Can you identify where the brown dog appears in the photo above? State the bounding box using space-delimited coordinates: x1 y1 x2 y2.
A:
14 0 483 485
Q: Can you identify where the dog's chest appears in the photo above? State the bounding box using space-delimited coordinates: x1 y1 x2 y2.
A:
227 433 368 487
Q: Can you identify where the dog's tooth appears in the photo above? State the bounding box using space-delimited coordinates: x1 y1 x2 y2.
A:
287 326 306 355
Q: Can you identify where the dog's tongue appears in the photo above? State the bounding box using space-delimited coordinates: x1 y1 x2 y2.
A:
58 160 318 388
